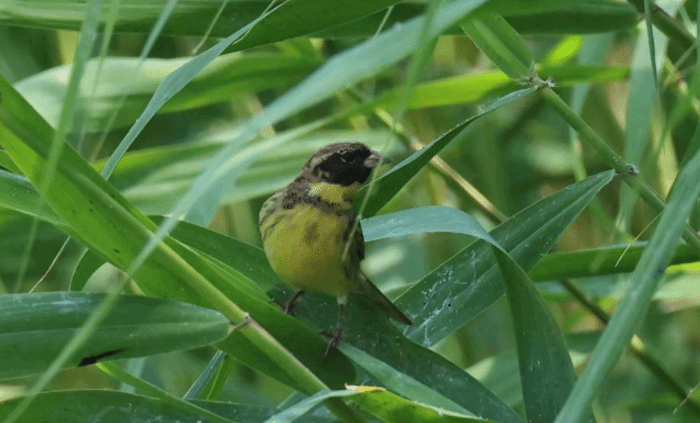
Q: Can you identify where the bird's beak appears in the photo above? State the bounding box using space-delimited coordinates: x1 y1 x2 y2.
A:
364 150 391 168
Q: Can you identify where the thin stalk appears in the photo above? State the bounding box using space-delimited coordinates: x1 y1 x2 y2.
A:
626 0 697 70
560 279 700 416
345 88 507 223
540 86 700 255
368 84 699 417
539 87 631 172
377 108 507 223
153 244 366 423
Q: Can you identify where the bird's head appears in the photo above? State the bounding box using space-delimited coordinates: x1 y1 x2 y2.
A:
300 142 389 186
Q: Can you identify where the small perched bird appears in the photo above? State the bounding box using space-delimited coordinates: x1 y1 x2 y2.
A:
259 142 412 355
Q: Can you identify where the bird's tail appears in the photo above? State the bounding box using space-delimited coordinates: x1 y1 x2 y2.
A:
357 272 413 325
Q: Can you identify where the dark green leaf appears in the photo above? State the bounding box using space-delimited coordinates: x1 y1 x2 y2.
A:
462 14 534 80
504 1 638 34
0 292 230 379
529 243 697 282
359 87 536 217
317 0 637 38
275 291 524 423
0 72 355 392
0 169 64 227
397 170 615 346
494 248 591 423
16 54 320 132
349 385 495 423
362 205 494 242
555 116 700 423
0 390 281 423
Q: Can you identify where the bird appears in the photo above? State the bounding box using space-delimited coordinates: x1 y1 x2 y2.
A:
259 142 413 356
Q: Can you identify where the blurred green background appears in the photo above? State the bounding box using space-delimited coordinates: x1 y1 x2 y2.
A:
1 1 700 422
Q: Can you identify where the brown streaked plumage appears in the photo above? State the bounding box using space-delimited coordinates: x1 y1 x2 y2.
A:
259 142 412 355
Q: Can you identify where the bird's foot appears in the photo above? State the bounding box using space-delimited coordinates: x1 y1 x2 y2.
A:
283 299 297 316
321 324 344 359
270 300 296 316
278 290 305 316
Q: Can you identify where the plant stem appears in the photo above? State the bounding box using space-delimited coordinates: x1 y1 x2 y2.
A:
539 86 700 255
345 88 508 223
626 0 696 70
560 279 700 416
539 87 631 172
160 246 365 423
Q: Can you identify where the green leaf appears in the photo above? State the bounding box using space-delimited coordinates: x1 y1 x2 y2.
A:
319 0 637 38
0 292 229 380
0 68 354 393
542 36 583 66
0 0 402 46
0 387 491 423
71 216 281 293
15 54 320 132
0 390 284 423
396 170 615 346
462 14 534 80
349 386 495 423
617 22 672 232
493 248 592 423
0 169 64 227
276 292 524 423
529 242 697 282
481 0 596 16
554 110 700 423
362 205 493 241
361 204 591 421
503 1 638 34
70 249 105 291
183 350 228 400
97 361 239 423
359 87 536 217
231 0 403 52
0 0 611 40
151 217 282 292
340 345 487 417
467 351 523 407
261 389 359 423
375 64 628 110
0 150 20 173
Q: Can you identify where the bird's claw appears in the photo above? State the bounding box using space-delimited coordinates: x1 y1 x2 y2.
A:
283 300 297 316
321 325 344 359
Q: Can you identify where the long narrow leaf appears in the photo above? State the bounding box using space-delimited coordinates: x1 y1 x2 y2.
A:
0 390 282 423
554 145 700 422
360 87 536 216
462 13 534 80
0 292 230 380
16 54 320 132
348 386 494 423
397 170 615 346
494 249 592 423
0 67 353 393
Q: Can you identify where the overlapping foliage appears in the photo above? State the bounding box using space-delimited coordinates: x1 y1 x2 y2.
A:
1 1 699 423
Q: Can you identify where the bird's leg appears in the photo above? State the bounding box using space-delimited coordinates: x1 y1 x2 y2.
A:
323 296 346 359
284 290 305 316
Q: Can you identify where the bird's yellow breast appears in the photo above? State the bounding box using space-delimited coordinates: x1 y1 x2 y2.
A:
261 203 355 296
